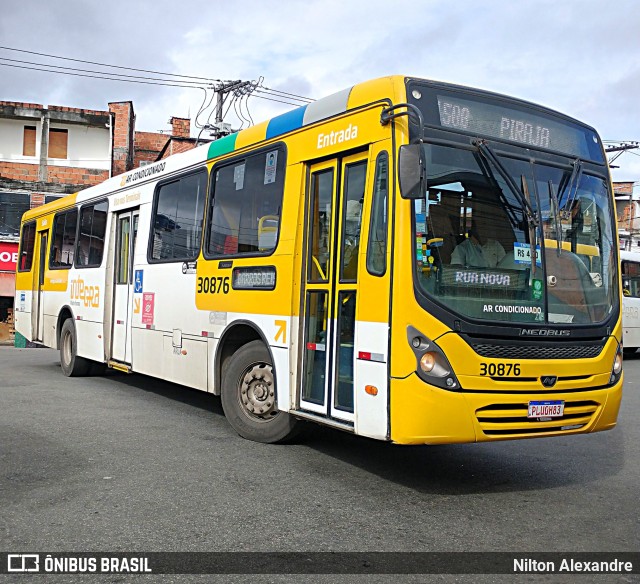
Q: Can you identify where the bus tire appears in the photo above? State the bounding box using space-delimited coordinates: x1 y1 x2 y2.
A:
59 319 91 377
221 340 298 443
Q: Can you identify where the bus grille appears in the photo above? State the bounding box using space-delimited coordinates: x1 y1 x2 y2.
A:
470 342 604 360
475 400 600 436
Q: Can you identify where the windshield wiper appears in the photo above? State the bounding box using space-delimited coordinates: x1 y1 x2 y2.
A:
548 180 562 256
475 140 539 282
520 175 538 284
560 158 583 220
475 140 538 228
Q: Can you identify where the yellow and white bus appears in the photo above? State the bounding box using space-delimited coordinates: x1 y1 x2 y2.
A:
621 250 640 353
15 75 623 444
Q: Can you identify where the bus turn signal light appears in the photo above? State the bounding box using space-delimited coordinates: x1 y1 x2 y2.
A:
365 385 378 396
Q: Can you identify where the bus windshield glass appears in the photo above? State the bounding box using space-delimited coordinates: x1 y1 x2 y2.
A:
414 143 618 325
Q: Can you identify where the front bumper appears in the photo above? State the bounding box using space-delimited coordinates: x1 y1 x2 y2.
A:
389 373 623 445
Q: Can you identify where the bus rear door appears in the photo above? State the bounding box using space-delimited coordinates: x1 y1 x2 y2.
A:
111 209 139 364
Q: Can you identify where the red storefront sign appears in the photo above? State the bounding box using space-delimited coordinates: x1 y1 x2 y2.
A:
0 242 19 272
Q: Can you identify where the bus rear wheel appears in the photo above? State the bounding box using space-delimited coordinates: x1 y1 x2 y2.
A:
59 319 91 377
221 340 298 443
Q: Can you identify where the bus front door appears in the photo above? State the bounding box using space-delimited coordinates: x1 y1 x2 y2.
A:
111 209 139 364
300 154 368 422
31 231 47 342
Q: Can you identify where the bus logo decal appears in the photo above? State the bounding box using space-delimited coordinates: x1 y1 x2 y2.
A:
70 278 100 308
541 375 558 387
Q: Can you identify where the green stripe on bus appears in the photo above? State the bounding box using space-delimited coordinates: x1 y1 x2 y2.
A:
207 133 237 160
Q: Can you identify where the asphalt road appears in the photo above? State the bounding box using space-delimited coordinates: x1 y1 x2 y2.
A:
1 346 638 583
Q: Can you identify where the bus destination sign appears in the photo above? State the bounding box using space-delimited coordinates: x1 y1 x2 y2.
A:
436 94 597 159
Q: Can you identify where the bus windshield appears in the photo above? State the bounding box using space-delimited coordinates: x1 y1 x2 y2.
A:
414 143 618 325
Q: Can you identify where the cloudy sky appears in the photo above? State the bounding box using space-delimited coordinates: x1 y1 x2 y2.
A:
1 0 639 182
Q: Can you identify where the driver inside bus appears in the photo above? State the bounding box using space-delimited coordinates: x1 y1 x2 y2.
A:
450 224 506 268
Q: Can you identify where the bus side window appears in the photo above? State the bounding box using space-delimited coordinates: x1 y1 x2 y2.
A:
150 170 207 262
49 209 78 269
341 160 367 281
18 221 36 272
76 199 108 268
366 152 388 276
206 147 285 258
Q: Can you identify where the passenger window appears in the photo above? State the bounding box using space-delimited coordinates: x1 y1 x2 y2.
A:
366 152 388 276
340 161 367 282
150 169 208 262
76 200 108 267
18 221 36 272
50 209 78 269
207 147 285 257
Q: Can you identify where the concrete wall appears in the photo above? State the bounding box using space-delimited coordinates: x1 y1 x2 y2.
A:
0 118 110 170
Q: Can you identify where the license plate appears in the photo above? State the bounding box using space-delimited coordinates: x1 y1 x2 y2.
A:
528 400 564 419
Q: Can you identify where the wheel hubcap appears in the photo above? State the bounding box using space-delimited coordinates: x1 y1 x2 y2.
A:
239 363 277 421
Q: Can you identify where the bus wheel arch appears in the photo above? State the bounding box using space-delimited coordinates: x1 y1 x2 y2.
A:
216 323 297 443
214 322 265 396
56 306 75 350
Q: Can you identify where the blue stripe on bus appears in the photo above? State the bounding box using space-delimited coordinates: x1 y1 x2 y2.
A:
266 105 308 140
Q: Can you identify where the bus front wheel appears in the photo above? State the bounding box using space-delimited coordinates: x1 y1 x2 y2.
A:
59 319 91 377
221 340 298 443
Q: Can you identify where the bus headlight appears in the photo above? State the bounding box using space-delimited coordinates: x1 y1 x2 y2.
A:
407 326 460 390
610 343 623 384
419 352 436 373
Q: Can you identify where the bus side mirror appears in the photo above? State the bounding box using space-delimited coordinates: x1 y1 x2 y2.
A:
399 144 426 199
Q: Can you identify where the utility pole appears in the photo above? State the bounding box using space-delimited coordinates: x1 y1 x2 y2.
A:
629 189 634 250
209 80 255 139
605 142 639 249
605 141 639 167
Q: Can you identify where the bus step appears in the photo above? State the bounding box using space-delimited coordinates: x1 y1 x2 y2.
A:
108 360 132 373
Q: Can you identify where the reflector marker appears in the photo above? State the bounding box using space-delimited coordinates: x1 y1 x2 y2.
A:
306 342 326 351
365 385 379 396
358 351 385 363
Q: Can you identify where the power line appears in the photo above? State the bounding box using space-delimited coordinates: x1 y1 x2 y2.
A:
0 45 220 83
0 45 316 102
260 85 313 103
252 92 308 108
1 62 312 109
0 62 208 90
0 56 211 87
